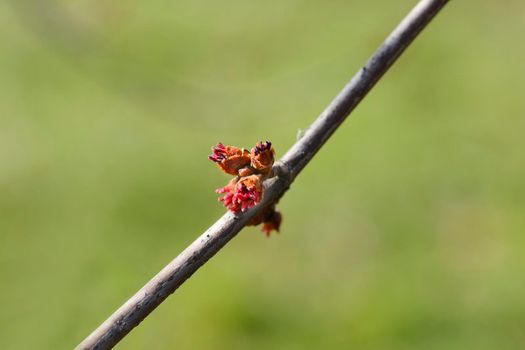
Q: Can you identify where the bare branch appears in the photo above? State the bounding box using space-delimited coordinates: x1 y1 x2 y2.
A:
76 0 449 348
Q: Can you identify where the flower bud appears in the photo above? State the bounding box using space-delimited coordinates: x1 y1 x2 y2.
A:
209 143 251 176
210 140 282 236
250 141 275 175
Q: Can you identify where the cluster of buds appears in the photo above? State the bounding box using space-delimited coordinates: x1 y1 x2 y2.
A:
209 141 281 236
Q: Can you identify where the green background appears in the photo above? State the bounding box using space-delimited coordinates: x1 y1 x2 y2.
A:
1 1 524 349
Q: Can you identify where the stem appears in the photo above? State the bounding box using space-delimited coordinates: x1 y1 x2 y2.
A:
76 0 449 348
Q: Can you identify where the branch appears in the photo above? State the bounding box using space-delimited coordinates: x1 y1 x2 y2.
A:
76 0 449 348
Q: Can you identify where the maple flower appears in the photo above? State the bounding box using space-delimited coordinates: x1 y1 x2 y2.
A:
216 175 262 213
249 206 282 237
261 210 282 236
208 143 251 176
209 140 281 236
215 178 237 210
250 141 275 175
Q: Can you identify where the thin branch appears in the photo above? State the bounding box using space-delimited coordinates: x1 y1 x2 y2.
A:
76 0 449 348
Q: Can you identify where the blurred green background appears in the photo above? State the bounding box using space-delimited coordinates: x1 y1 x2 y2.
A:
1 0 525 349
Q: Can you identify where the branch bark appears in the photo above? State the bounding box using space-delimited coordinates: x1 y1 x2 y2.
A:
77 0 449 348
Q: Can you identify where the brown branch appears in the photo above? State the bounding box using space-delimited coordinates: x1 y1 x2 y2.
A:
76 0 450 348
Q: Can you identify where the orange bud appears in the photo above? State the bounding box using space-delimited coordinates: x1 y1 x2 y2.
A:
249 206 281 236
261 210 281 237
250 141 275 175
209 143 251 176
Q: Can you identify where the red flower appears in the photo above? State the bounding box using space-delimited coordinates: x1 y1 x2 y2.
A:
209 141 281 236
216 175 262 213
208 143 251 176
215 178 237 210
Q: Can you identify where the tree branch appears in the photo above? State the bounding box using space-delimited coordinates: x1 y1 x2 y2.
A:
76 0 449 348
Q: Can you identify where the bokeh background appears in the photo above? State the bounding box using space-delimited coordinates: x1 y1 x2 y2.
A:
1 0 525 349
